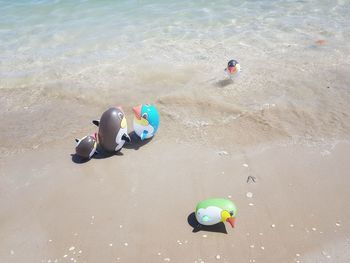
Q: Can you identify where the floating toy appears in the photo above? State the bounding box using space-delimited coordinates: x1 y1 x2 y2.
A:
92 107 130 152
75 134 97 159
195 198 237 228
132 104 160 140
225 59 240 78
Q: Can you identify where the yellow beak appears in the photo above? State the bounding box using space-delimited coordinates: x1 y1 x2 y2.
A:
121 117 127 129
134 116 149 126
221 210 235 228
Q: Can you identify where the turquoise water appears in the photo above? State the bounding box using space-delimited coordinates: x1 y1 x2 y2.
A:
1 0 349 87
1 0 350 152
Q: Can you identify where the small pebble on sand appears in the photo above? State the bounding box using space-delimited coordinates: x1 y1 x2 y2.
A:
202 234 207 238
228 195 232 198
243 163 249 167
109 243 113 247
248 203 254 206
10 250 14 255
290 224 294 228
216 255 221 260
69 247 75 251
120 225 123 228
250 245 255 248
48 239 52 242
259 232 263 236
63 255 68 258
218 151 228 155
246 192 253 198
336 222 341 227
157 252 161 256
261 246 265 250
296 253 300 257
124 242 128 246
164 258 171 261
312 227 317 231
271 224 276 228
78 250 82 254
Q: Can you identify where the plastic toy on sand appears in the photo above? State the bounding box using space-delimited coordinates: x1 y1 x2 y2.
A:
195 198 237 228
75 134 98 159
132 104 160 140
92 107 131 152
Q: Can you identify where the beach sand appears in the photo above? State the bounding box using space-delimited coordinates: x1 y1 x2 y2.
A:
1 118 350 262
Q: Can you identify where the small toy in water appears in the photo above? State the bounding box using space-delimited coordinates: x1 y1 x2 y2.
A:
92 107 131 152
132 104 160 140
75 133 98 159
195 198 237 229
225 59 240 78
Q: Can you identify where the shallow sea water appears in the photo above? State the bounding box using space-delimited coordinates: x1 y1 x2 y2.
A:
1 0 350 154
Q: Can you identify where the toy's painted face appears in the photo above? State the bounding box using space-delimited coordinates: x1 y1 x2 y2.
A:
114 107 130 150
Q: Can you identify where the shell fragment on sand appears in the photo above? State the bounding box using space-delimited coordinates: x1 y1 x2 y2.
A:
246 192 253 198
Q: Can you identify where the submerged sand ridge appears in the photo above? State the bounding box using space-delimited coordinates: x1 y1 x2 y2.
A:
1 64 350 158
1 136 350 262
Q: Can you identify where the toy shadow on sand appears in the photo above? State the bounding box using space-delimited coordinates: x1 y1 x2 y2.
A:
71 131 152 163
123 131 153 150
71 145 123 163
187 212 228 234
215 78 233 88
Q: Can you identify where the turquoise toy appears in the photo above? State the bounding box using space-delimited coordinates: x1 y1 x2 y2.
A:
195 198 237 228
132 104 160 140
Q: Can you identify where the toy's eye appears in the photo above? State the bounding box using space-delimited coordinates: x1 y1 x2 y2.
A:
118 112 123 119
142 113 148 119
230 211 234 216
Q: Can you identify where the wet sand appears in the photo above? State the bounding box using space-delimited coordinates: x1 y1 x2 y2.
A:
1 130 349 262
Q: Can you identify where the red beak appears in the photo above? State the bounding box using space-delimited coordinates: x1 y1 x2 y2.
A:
226 217 235 228
132 104 142 120
228 67 236 73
